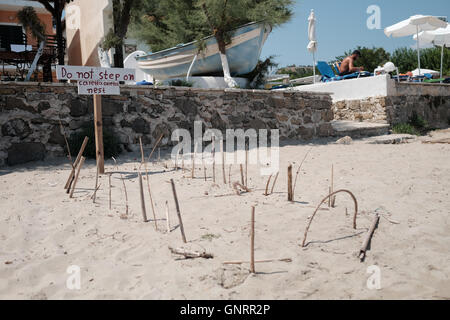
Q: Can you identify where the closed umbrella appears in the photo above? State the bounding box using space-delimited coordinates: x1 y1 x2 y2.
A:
307 9 317 83
385 15 447 75
414 24 450 79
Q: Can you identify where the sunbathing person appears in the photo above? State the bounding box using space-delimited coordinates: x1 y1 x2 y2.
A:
338 50 364 76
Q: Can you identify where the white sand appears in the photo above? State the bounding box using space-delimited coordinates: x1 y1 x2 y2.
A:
1 132 449 300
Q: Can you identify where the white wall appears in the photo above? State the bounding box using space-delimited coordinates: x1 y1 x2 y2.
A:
291 75 394 102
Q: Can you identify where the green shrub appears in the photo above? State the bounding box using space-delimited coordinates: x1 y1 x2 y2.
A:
169 79 193 87
409 112 427 130
392 123 420 135
68 122 122 159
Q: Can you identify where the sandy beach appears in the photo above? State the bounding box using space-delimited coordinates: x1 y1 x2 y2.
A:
1 131 449 300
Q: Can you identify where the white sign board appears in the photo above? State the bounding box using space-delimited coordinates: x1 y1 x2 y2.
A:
77 80 120 95
56 65 136 95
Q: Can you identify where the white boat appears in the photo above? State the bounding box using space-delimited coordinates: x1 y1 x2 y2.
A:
136 22 272 80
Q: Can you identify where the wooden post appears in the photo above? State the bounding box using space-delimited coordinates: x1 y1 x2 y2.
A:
250 206 256 273
245 145 248 187
331 164 336 208
65 136 89 191
359 214 380 261
138 172 148 222
170 179 187 243
165 201 171 233
240 164 245 185
69 156 85 198
287 164 293 202
108 173 112 210
93 95 105 174
221 139 226 184
92 164 99 203
191 142 197 179
202 150 207 181
270 172 279 195
212 136 216 183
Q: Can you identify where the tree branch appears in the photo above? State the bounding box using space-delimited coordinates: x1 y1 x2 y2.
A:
36 0 56 16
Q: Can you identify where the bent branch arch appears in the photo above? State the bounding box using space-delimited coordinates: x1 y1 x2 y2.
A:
301 189 358 247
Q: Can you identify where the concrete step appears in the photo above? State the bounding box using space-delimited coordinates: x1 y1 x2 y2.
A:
331 120 390 138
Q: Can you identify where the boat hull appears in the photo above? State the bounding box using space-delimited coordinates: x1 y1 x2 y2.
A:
137 22 271 80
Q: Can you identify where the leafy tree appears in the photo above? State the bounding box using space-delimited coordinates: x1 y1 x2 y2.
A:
390 47 417 74
335 46 391 73
277 65 317 79
130 0 294 87
31 1 73 65
392 47 449 75
102 0 142 68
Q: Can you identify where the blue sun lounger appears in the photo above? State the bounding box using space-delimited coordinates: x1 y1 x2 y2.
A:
316 61 372 82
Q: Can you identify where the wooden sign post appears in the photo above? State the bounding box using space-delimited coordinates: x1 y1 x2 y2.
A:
93 94 104 173
56 65 135 175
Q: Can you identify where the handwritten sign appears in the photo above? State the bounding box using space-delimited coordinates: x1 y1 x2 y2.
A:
56 65 135 96
77 80 120 95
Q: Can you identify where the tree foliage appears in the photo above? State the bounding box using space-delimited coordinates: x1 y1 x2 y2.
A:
129 0 294 52
334 46 449 76
391 47 449 75
16 7 46 42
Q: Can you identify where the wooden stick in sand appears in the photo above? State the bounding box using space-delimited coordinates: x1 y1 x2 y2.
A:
92 164 99 203
165 201 171 233
250 206 256 273
331 164 336 207
240 164 245 185
147 134 164 163
191 142 197 179
212 136 216 183
287 164 293 202
359 214 380 262
202 150 207 181
245 144 248 187
112 157 129 217
169 247 213 259
69 156 85 198
270 172 279 195
228 164 232 186
170 179 187 243
108 173 112 210
301 189 358 247
65 136 89 192
138 172 148 222
264 174 273 196
140 137 158 229
223 258 292 265
292 147 312 195
59 119 73 165
221 139 226 184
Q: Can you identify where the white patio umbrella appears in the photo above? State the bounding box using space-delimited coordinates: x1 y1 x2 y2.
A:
414 24 450 79
307 9 317 83
385 15 447 75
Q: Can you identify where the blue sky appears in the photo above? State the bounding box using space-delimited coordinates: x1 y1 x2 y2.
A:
261 0 450 67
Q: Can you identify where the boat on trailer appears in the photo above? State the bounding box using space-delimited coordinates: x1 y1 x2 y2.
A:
136 22 272 80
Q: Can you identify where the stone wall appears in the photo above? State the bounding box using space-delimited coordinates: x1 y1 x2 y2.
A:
0 82 333 166
333 82 450 127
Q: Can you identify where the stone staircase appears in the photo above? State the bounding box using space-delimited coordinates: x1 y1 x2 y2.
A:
331 120 390 138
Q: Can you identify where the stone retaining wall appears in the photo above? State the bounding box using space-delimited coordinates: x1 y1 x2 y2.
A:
0 82 333 166
333 83 450 128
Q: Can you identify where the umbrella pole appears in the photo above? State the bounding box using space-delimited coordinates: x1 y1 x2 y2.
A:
440 44 444 82
313 52 316 83
417 26 421 76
